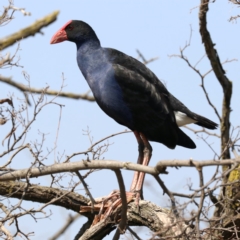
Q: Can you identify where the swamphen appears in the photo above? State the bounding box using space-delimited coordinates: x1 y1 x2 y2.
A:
50 20 217 200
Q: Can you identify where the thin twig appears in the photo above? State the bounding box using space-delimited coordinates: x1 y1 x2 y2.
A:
49 214 81 240
136 49 159 65
75 171 96 210
113 169 128 240
184 125 220 138
127 226 142 240
195 167 204 238
88 130 131 151
0 76 95 102
154 175 179 218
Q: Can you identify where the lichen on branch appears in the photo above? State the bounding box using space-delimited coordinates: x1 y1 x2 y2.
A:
0 10 59 50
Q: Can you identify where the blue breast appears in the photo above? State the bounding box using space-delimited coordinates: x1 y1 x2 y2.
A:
76 45 133 128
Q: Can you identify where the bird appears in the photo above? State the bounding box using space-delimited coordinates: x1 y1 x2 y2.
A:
50 20 217 203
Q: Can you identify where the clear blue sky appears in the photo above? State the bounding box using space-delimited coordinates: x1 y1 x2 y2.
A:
1 1 240 239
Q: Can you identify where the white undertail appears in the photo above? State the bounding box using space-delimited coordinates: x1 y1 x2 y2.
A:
174 111 197 127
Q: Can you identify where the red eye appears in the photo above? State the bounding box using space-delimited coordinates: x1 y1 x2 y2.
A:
66 25 74 31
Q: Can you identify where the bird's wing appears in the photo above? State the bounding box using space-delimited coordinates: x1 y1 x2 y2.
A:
106 48 196 148
112 63 197 149
112 63 174 122
107 48 175 120
107 49 217 130
107 48 168 91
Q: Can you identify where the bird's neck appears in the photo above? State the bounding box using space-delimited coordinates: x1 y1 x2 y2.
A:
76 39 100 53
76 41 108 84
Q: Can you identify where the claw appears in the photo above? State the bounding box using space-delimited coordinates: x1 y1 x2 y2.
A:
80 191 135 226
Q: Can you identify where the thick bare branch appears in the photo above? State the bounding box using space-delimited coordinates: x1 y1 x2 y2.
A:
0 182 158 239
199 0 232 159
0 181 88 212
79 200 191 239
0 158 239 182
0 160 158 181
0 11 59 50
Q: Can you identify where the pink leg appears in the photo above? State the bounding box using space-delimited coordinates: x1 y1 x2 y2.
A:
81 133 152 225
88 130 147 223
134 133 152 193
130 131 144 191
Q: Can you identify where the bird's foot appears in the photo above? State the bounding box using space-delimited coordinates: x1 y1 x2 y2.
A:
80 190 136 226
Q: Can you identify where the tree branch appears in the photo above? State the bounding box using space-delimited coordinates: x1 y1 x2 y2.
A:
78 200 191 239
0 181 192 239
0 158 238 182
49 214 81 240
0 160 158 181
113 169 127 240
199 0 232 159
0 181 89 212
75 171 96 209
0 75 95 102
0 11 59 50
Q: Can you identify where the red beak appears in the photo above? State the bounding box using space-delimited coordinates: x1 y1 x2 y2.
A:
50 29 68 44
50 20 72 44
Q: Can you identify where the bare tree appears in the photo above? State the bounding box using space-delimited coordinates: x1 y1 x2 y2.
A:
1 0 240 239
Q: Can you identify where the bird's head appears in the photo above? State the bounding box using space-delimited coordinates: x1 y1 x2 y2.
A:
50 20 99 46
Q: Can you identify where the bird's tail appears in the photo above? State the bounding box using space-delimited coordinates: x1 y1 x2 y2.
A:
192 113 218 129
177 128 196 149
